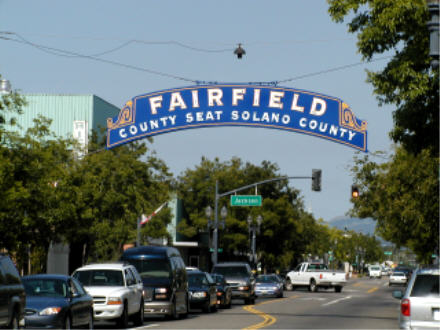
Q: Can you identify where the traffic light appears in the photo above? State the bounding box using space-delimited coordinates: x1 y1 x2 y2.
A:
351 185 360 198
312 169 321 191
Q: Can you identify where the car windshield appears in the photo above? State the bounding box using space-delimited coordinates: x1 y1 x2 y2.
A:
188 274 208 286
256 275 278 283
393 272 405 276
370 266 380 271
213 266 249 277
73 270 124 286
126 259 172 279
211 274 224 283
410 274 439 297
23 278 68 298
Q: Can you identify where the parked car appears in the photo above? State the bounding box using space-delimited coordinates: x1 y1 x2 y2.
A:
120 245 188 320
187 271 217 313
211 262 256 305
72 262 144 328
255 274 284 298
22 274 93 329
210 273 232 308
0 254 26 329
368 265 382 279
392 265 440 329
389 271 408 287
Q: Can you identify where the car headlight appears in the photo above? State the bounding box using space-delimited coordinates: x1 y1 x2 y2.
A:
238 286 250 291
107 297 122 305
154 287 169 299
39 307 62 315
192 291 207 298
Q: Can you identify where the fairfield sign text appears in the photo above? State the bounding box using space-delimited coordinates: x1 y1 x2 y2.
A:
106 84 368 151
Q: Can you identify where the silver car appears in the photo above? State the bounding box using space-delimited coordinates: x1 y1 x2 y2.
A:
392 265 439 329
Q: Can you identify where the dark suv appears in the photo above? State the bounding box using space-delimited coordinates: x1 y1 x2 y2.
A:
212 262 255 305
0 254 25 329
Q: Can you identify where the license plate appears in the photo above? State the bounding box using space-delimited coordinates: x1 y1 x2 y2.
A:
433 308 440 321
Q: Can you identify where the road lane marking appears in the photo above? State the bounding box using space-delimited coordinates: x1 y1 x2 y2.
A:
367 286 379 293
322 296 352 306
242 296 299 329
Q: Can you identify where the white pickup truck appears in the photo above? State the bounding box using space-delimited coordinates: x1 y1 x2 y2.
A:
285 262 348 293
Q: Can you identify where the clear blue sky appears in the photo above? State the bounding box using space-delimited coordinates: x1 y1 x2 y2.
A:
0 0 394 222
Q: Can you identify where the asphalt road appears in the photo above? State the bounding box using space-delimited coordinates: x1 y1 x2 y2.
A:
95 276 403 329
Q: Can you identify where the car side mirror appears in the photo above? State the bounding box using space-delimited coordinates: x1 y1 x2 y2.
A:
392 290 403 299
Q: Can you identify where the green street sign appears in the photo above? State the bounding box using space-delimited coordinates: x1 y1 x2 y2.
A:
209 248 223 253
384 251 392 255
230 195 262 207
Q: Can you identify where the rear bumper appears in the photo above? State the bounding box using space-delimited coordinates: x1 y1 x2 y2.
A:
143 301 173 315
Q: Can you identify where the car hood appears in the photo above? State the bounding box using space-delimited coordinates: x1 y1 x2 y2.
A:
26 296 68 311
83 286 127 296
224 276 250 286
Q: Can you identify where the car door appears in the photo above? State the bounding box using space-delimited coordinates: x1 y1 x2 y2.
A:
69 278 90 327
127 267 143 308
124 269 137 315
205 273 216 306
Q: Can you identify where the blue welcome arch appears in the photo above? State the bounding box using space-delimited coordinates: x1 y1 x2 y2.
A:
106 84 368 152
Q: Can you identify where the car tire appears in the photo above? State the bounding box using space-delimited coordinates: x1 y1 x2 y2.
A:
180 294 189 319
117 303 128 328
133 300 144 326
309 279 318 293
335 286 342 293
167 299 179 320
285 279 293 291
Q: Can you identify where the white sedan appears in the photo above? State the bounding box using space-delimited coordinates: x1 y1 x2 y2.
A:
389 271 407 286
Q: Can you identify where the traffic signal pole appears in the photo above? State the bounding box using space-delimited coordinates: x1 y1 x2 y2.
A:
211 171 321 266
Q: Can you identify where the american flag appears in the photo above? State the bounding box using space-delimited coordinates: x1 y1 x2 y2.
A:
140 202 168 226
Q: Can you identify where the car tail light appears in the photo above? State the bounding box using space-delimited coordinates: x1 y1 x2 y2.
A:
319 274 323 279
401 298 410 317
217 291 223 296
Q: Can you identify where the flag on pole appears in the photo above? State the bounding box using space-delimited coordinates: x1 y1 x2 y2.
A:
140 202 168 226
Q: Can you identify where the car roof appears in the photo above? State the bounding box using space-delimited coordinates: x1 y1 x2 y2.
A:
122 245 181 258
23 274 71 281
74 262 133 271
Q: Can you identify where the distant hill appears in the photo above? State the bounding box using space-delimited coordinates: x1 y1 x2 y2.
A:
325 216 391 246
325 216 377 236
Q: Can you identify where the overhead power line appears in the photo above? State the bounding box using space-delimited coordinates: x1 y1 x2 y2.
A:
0 31 392 86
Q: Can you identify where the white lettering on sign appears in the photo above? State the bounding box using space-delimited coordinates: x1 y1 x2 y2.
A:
169 92 187 111
232 88 246 106
310 97 327 116
299 117 357 141
269 91 284 109
207 88 223 106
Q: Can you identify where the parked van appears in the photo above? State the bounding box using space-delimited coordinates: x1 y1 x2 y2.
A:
121 246 188 319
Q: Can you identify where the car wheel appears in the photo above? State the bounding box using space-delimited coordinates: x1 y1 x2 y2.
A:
133 299 144 326
8 309 19 330
285 279 293 291
116 303 128 328
180 294 189 319
309 279 318 292
167 299 179 320
335 286 342 293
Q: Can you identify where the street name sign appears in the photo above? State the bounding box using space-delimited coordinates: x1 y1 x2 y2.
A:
106 84 368 151
230 195 262 207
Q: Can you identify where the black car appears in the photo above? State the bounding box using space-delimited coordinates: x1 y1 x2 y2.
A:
22 274 93 329
187 271 217 313
0 254 25 329
210 273 232 308
211 262 256 305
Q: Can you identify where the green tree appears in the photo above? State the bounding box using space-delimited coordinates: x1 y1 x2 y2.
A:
0 76 26 139
62 137 173 263
176 157 324 271
350 148 439 263
0 116 74 272
328 0 439 154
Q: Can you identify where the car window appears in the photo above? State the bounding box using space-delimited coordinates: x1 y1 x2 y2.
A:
189 274 208 286
73 270 124 286
0 257 21 285
206 273 214 284
410 274 439 297
23 278 67 298
125 258 172 280
129 267 142 284
71 278 86 296
212 266 249 277
125 269 135 286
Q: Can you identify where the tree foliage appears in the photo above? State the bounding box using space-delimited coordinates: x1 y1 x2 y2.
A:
350 148 439 262
328 0 439 155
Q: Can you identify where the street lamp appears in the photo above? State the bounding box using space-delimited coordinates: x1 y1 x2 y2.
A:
247 214 262 268
207 205 227 266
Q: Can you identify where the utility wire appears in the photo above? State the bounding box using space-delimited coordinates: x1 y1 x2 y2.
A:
0 31 392 86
